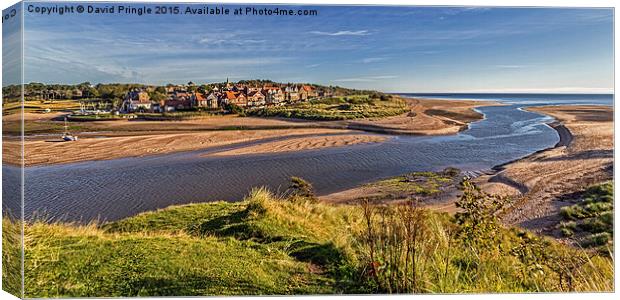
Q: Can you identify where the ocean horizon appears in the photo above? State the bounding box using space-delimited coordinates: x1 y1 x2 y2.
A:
395 92 614 106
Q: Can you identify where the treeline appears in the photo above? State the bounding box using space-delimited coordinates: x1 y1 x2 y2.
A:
2 82 148 106
2 81 389 104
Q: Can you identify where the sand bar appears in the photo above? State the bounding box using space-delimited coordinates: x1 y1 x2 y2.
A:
476 105 613 233
2 98 492 166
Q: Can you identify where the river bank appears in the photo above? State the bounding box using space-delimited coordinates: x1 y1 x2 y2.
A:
475 105 613 236
322 104 613 230
3 98 491 167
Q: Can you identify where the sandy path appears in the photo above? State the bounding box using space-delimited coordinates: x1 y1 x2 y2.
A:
475 105 613 234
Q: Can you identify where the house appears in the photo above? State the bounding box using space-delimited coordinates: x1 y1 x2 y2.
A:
318 89 333 98
121 90 151 112
173 91 189 100
263 86 285 106
164 99 192 111
283 85 300 102
223 91 247 107
205 92 220 109
71 89 83 99
192 92 208 108
151 102 163 113
299 85 317 101
247 90 266 107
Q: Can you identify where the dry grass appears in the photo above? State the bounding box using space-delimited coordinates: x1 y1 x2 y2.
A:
4 183 614 296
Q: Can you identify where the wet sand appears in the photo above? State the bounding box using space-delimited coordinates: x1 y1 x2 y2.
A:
208 134 387 156
321 105 613 227
476 105 613 234
4 129 375 167
3 98 489 166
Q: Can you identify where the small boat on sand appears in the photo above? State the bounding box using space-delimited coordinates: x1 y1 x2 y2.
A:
62 117 78 141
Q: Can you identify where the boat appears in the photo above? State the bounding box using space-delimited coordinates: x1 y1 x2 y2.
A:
62 117 78 141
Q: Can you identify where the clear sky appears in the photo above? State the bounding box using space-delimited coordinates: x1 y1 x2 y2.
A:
5 3 614 93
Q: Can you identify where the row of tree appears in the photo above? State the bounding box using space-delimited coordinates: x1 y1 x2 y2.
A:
2 81 388 106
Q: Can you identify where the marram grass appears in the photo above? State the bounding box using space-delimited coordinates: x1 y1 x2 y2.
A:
2 187 614 297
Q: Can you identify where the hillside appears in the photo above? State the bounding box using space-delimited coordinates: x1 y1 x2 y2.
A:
3 181 613 297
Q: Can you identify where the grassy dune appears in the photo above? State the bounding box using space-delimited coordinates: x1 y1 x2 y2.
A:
248 95 409 120
558 182 613 248
4 184 614 297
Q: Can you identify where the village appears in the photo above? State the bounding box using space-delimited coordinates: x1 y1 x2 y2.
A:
120 80 327 113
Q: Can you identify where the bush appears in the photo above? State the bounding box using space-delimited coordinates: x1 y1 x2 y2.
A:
225 103 245 116
454 179 504 249
247 95 407 121
581 232 611 248
287 177 317 201
558 182 613 248
579 217 611 234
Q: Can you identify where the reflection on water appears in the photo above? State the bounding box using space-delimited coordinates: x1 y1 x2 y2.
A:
4 104 566 222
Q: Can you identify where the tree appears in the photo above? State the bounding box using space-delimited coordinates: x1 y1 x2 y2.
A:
155 86 166 94
149 91 166 103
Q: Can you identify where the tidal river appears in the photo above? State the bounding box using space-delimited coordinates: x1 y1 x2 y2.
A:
2 94 613 222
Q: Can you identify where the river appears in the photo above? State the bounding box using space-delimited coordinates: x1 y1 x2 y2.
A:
2 94 613 222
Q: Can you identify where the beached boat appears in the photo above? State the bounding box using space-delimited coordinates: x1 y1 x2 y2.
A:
62 117 78 141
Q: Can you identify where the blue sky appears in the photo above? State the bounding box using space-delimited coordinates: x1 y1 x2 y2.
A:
5 3 614 93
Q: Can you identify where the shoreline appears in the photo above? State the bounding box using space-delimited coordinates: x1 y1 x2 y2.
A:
3 98 491 167
476 105 613 236
321 105 611 223
490 121 573 174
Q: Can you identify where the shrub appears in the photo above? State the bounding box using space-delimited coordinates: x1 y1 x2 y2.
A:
359 198 435 293
287 177 317 202
454 179 504 249
581 232 611 248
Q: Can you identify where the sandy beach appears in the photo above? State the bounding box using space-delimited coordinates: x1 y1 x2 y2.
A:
3 129 379 166
3 98 489 166
475 105 613 234
208 134 387 156
321 104 613 227
348 98 496 135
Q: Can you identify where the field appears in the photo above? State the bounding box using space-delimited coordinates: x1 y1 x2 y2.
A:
4 179 613 297
135 111 223 121
2 100 82 115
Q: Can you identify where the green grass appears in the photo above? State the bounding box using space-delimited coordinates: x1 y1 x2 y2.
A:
67 114 131 121
367 169 458 197
21 189 364 297
7 184 614 297
2 218 22 298
558 182 613 248
136 111 221 121
248 95 408 121
2 100 82 115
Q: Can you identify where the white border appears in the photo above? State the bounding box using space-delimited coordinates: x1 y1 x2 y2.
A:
1 1 617 299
